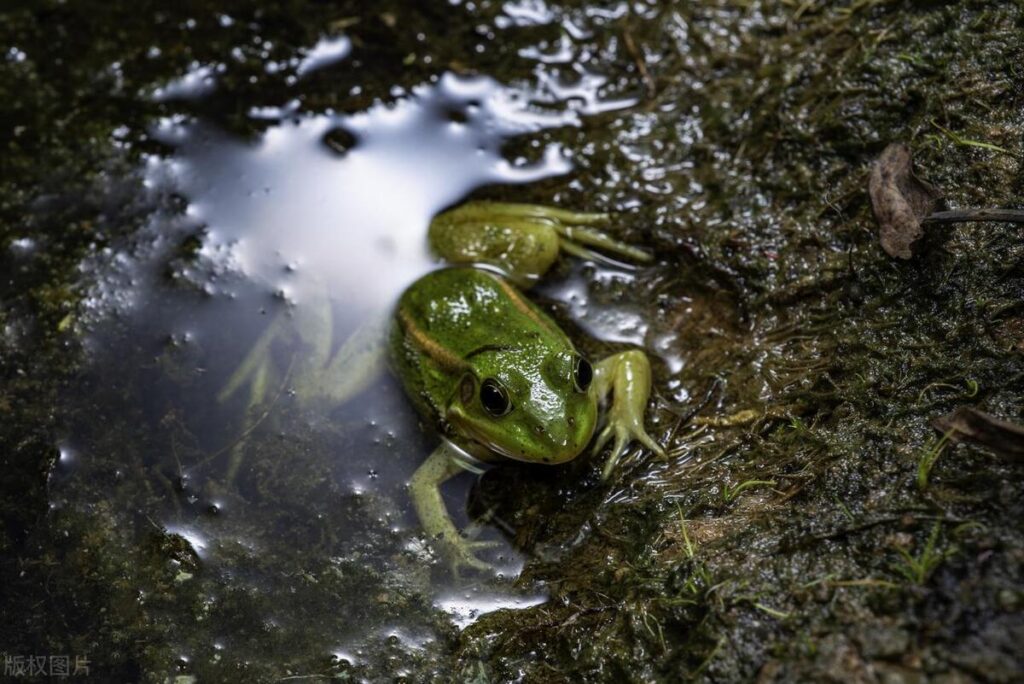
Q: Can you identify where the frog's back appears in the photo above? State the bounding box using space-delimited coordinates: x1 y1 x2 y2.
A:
389 267 570 421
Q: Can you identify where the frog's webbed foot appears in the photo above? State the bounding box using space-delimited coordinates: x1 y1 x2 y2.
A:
555 222 653 266
218 286 335 409
429 201 652 282
490 203 653 264
216 314 291 482
217 315 284 405
592 416 667 481
444 538 500 576
410 442 497 575
590 349 667 480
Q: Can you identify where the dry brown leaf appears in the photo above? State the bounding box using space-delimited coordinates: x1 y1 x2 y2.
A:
868 143 943 259
932 407 1024 461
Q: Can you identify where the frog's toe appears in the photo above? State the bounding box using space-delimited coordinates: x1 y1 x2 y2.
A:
591 423 615 459
446 539 499 576
596 425 630 481
594 422 667 480
637 428 668 461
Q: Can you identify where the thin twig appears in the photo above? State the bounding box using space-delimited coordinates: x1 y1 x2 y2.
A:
922 209 1024 225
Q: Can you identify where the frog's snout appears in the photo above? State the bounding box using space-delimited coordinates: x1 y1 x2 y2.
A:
529 413 595 465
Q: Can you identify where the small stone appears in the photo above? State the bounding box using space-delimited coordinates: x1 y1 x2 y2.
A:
857 624 910 659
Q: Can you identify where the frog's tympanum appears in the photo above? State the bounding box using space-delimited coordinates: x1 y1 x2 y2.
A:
221 202 666 573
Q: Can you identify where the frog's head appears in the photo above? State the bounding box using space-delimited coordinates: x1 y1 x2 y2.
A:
445 347 597 464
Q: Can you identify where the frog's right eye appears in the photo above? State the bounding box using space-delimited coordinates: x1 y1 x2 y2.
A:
480 378 512 417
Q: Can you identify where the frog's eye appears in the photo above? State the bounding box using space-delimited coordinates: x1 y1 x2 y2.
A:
480 378 512 417
572 356 593 393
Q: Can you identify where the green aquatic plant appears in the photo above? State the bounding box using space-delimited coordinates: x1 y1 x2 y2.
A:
752 602 790 620
664 506 717 610
917 431 953 491
802 574 898 590
915 378 979 403
689 638 724 681
890 522 950 585
721 479 777 503
928 119 1013 155
675 503 697 560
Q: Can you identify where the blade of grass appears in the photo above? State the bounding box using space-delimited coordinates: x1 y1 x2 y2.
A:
930 120 1012 155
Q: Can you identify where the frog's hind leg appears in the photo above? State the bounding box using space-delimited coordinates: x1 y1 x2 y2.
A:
216 315 286 482
444 201 610 226
217 314 285 404
447 202 653 264
429 201 652 283
224 356 274 482
217 289 334 481
429 207 561 283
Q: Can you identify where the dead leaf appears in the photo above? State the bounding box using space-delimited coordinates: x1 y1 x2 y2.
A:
868 143 943 259
932 407 1024 460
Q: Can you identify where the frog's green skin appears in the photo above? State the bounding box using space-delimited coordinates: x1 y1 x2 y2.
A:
220 202 667 574
392 267 597 464
395 202 667 572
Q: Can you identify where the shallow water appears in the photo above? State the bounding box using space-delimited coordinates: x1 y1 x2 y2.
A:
46 19 667 675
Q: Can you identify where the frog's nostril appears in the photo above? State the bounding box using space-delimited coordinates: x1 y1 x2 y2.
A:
567 416 575 427
534 425 545 435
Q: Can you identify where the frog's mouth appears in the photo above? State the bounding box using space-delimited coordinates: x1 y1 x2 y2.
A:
447 407 584 465
445 410 519 460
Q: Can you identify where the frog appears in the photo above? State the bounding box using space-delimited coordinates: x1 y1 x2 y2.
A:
391 202 667 572
219 201 667 573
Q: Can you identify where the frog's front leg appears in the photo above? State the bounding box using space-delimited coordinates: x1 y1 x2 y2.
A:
429 201 652 283
590 349 667 480
409 442 497 574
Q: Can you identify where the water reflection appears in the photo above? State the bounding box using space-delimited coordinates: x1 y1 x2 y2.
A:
435 589 549 629
155 71 576 312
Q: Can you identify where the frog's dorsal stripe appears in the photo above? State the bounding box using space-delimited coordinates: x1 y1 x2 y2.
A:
396 306 469 373
491 274 560 337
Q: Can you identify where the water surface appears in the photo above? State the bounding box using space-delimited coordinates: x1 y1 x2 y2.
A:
49 16 660 676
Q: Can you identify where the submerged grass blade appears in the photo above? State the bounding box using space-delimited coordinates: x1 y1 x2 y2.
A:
917 431 953 490
930 120 1012 155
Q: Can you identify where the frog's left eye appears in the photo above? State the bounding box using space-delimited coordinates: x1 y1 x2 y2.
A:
572 356 593 393
480 378 512 417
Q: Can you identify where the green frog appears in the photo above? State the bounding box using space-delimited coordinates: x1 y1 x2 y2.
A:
220 202 667 573
392 202 666 572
